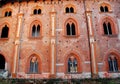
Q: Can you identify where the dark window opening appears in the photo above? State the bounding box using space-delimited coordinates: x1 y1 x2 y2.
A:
32 25 36 37
68 57 77 73
0 54 5 69
100 6 104 12
66 23 70 35
108 56 118 72
33 9 37 14
1 25 9 38
9 11 12 16
71 23 76 35
105 6 109 12
103 22 108 35
32 24 40 37
70 7 74 13
5 12 8 17
108 22 112 35
66 7 69 13
37 25 40 36
38 9 41 14
29 56 38 73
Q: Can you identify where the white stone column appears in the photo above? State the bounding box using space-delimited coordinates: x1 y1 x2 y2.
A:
5 62 7 70
86 11 98 76
117 19 120 40
50 6 56 75
13 13 23 74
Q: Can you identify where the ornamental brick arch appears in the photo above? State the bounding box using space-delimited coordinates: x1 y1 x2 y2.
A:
64 4 76 13
31 5 42 15
99 16 118 35
99 2 112 12
64 51 82 73
63 18 80 36
26 53 42 74
2 8 13 17
104 50 120 72
29 20 42 38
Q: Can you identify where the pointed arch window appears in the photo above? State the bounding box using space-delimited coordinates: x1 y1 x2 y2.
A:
66 23 76 36
33 9 41 15
68 57 78 73
65 7 74 13
100 6 109 12
99 3 112 13
32 24 40 37
108 56 118 72
29 56 38 73
103 22 112 35
4 11 12 17
1 25 9 38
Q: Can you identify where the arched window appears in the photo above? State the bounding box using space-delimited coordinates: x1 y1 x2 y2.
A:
70 7 74 13
66 23 76 36
0 54 5 69
33 9 37 14
5 12 8 17
9 11 12 16
103 22 112 35
65 7 74 13
105 6 108 12
68 56 78 73
100 3 111 12
32 24 40 37
66 7 69 13
100 6 104 12
1 25 9 38
108 56 118 72
33 9 41 15
29 56 38 73
38 9 41 14
4 11 12 17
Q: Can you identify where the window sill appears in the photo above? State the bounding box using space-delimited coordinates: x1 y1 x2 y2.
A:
64 12 77 14
28 36 43 40
99 11 113 14
102 34 118 37
64 35 79 38
30 13 43 16
66 72 81 74
0 38 9 41
27 73 41 74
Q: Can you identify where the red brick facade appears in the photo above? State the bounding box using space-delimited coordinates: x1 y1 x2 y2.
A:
0 0 120 79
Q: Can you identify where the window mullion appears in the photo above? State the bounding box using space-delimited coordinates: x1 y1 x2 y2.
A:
70 25 72 36
106 24 110 35
35 26 37 37
112 60 115 72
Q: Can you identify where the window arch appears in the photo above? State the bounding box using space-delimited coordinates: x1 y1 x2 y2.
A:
65 19 78 37
2 8 12 17
65 4 76 13
65 7 74 13
30 20 42 38
32 6 42 15
99 3 112 12
108 55 119 72
102 18 117 36
1 25 9 38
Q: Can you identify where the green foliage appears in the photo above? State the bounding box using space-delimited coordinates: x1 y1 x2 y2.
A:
0 78 120 84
